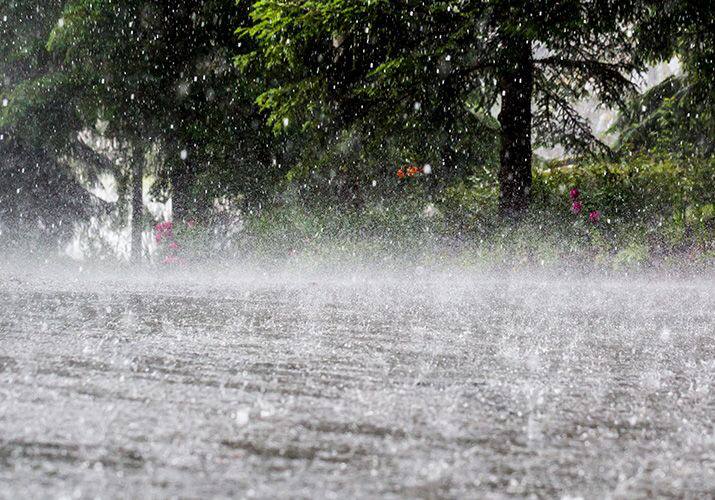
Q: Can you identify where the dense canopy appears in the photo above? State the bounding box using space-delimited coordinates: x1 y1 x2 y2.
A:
1 0 713 257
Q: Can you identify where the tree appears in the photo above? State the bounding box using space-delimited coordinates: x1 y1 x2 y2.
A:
0 0 113 250
239 0 646 215
3 1 294 259
48 1 287 224
615 1 715 157
613 75 715 157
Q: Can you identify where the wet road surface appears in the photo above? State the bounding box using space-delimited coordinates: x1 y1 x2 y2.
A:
1 268 714 498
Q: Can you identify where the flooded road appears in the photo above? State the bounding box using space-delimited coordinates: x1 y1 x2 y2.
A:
1 266 714 498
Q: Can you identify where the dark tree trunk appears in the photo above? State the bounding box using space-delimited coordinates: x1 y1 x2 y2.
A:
170 159 210 222
170 162 194 223
130 148 144 263
498 37 534 217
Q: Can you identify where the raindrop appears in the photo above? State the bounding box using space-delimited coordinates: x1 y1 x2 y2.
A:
235 407 250 426
180 149 188 160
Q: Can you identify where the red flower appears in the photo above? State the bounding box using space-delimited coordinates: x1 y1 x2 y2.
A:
406 165 420 177
589 210 601 223
155 221 173 232
154 220 176 244
569 188 580 200
396 168 406 179
570 201 583 215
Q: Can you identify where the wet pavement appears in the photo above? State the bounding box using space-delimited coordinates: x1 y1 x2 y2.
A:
1 267 714 498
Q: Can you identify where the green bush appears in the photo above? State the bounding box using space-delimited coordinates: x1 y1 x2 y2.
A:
233 153 714 269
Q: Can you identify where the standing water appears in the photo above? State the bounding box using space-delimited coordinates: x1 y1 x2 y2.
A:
1 263 713 498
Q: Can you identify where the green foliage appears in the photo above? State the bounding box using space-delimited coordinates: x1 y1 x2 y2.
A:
613 0 715 156
232 153 713 268
0 0 81 151
613 75 714 156
43 0 289 212
532 155 714 220
238 0 645 161
0 0 105 246
1 0 713 260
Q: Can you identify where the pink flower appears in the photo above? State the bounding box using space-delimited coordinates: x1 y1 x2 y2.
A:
571 201 583 215
168 241 180 250
186 219 196 229
569 188 580 200
589 210 601 223
155 221 173 233
154 221 174 242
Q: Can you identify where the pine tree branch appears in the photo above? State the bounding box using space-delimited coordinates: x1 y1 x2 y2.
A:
535 56 634 72
534 81 613 157
535 56 637 109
